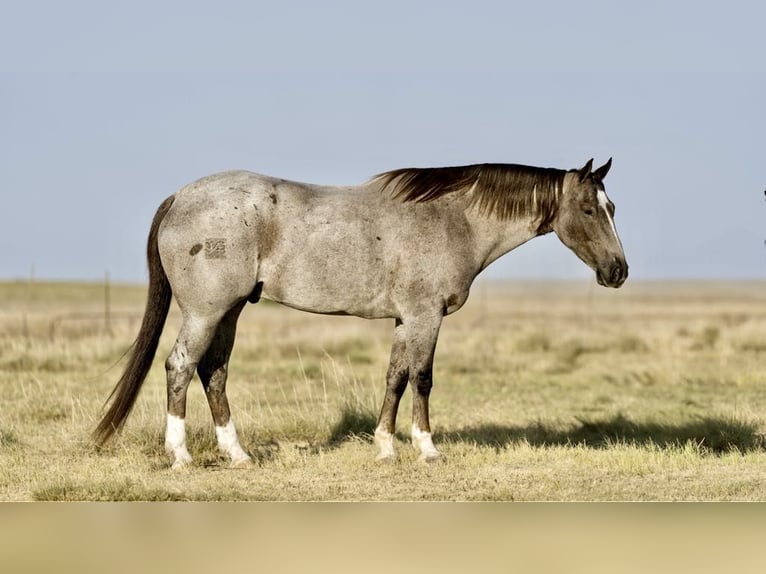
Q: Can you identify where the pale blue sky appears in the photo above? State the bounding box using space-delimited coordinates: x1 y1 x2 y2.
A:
1 1 764 282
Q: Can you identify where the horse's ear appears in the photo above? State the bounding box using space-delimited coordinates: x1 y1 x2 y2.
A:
578 158 593 181
593 157 612 181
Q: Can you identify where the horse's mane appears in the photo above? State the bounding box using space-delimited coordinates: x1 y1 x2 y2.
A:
373 163 566 230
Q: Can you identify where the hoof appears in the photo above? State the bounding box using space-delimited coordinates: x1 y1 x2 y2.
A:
417 451 442 464
170 457 193 471
229 456 253 469
375 452 398 463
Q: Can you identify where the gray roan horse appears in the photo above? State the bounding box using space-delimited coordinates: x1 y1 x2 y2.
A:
94 158 627 468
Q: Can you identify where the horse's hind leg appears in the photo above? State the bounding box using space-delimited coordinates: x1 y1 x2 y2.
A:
197 300 251 468
164 313 223 469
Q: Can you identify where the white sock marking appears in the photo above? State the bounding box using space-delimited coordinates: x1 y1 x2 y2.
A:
165 414 192 469
411 424 441 461
374 425 397 460
215 419 251 465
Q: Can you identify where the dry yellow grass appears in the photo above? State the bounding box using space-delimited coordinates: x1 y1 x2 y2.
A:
1 279 765 500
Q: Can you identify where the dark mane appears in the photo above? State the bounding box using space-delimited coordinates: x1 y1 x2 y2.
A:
373 163 566 229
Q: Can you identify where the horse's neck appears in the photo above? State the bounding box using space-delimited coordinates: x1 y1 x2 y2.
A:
465 208 541 272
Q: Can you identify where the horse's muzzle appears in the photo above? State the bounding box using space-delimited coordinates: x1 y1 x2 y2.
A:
597 258 628 288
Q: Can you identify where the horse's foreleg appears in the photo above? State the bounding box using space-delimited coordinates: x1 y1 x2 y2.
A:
375 313 442 461
164 315 220 469
374 320 408 461
197 301 251 468
402 312 443 462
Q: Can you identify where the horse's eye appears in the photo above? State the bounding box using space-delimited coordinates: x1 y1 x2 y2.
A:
583 208 594 216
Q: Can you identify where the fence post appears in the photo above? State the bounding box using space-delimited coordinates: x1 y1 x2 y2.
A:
23 264 34 338
105 270 112 334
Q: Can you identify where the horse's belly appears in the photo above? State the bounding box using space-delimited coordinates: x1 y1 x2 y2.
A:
258 252 396 319
260 276 395 319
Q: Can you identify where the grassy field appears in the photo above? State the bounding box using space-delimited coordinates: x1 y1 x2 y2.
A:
1 278 765 500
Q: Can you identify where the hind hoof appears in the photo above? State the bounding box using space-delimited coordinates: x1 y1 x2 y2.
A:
230 456 253 469
170 458 193 471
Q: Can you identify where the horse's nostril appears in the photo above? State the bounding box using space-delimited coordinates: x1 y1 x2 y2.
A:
610 264 623 284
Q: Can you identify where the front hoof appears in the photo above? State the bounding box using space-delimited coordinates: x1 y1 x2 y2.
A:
375 452 398 463
417 451 442 464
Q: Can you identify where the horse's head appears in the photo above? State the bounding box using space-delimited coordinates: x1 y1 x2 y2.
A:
553 158 628 288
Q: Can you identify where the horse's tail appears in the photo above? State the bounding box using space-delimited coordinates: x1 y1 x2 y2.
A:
93 195 175 446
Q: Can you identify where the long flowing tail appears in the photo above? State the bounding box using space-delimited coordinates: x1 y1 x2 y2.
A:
93 195 175 445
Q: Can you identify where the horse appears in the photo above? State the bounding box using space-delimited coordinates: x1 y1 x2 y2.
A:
94 158 627 468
